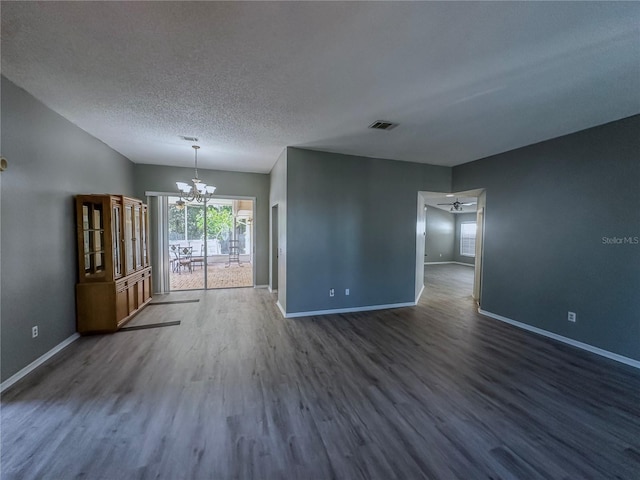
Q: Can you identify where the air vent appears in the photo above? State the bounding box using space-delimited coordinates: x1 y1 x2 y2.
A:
179 135 199 142
368 120 397 131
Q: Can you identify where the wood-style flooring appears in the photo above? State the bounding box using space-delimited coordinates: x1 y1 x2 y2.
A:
2 264 639 479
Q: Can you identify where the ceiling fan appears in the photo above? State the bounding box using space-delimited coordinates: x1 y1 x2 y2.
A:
437 198 476 212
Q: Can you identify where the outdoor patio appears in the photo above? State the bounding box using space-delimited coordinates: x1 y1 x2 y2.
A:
170 262 252 290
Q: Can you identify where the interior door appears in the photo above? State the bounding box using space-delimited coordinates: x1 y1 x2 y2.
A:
473 207 485 303
415 193 427 302
272 204 278 293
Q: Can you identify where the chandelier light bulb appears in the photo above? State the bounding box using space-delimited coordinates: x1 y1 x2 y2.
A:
175 145 217 204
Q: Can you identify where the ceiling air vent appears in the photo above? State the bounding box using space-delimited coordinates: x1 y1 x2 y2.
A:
179 135 199 142
368 120 397 131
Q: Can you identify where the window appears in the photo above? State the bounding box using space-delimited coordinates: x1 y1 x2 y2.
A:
460 222 476 257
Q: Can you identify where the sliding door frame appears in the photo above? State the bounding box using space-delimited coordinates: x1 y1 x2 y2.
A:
146 191 257 292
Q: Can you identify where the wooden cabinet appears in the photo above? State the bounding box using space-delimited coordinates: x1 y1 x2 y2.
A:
75 195 152 334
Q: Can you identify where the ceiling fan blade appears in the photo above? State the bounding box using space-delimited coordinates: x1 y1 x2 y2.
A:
437 203 452 206
461 202 477 206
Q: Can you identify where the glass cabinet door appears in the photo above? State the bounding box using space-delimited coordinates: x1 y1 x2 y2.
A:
112 202 123 278
134 204 142 269
141 206 148 267
81 202 105 276
124 203 134 274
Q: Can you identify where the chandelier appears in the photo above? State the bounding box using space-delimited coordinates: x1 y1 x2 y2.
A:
175 145 216 208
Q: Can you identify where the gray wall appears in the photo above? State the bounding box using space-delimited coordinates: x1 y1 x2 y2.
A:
453 115 640 361
454 213 477 265
1 77 135 382
133 164 270 287
269 149 288 310
285 148 450 314
425 207 455 262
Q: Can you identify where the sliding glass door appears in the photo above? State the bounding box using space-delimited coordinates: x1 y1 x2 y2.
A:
168 197 205 290
167 196 254 291
205 199 253 289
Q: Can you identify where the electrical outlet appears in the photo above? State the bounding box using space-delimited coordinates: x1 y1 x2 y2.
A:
568 311 576 323
329 289 335 297
32 326 38 338
345 288 350 296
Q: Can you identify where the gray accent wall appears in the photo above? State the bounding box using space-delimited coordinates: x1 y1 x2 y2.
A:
454 213 477 265
133 164 270 287
284 148 450 314
453 115 640 361
425 207 455 262
1 77 135 382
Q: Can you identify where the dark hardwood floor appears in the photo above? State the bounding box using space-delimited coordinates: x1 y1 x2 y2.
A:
2 264 639 479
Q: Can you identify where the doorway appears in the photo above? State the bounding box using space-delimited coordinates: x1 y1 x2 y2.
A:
271 204 278 294
418 189 485 305
167 196 254 291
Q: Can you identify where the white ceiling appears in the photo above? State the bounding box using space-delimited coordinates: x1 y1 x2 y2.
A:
2 2 639 173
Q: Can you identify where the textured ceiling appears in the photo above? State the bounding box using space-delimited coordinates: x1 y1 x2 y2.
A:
2 2 639 173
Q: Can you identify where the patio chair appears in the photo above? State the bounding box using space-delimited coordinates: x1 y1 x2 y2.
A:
175 246 193 274
169 244 181 273
191 246 205 270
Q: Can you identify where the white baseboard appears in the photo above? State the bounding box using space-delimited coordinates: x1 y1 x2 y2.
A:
283 300 416 319
415 284 425 303
424 261 474 267
254 284 269 289
276 300 286 317
1 333 81 393
479 309 640 369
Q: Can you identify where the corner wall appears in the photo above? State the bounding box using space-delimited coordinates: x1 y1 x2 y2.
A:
1 77 135 382
453 115 640 361
285 148 450 314
269 149 287 310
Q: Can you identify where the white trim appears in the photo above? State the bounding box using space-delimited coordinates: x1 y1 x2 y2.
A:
424 261 474 267
254 284 269 289
1 333 81 392
415 284 424 303
479 309 640 370
268 287 278 293
276 300 287 317
282 301 416 319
